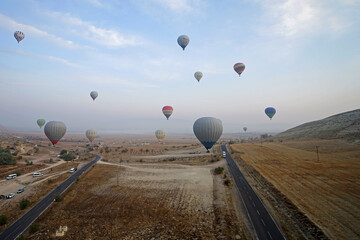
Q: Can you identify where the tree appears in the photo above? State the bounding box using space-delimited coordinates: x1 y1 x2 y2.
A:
0 215 7 225
0 149 16 165
60 150 67 155
19 199 30 210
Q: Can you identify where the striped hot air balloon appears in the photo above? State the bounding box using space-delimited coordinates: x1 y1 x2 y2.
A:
44 121 66 146
37 119 46 129
193 117 223 152
162 106 173 120
233 63 245 76
265 107 276 120
177 35 190 50
86 129 97 142
155 130 165 142
14 31 25 43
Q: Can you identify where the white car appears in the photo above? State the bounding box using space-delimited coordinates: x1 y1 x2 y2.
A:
32 172 43 177
69 168 77 173
7 193 15 199
222 151 226 158
6 174 17 180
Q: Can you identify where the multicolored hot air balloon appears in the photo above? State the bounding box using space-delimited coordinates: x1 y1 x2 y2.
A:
194 72 203 82
177 35 189 50
162 106 173 120
243 127 247 132
265 107 276 120
233 63 245 76
193 117 223 152
37 119 46 129
90 91 98 101
155 130 165 142
14 31 25 43
44 121 66 146
86 129 97 142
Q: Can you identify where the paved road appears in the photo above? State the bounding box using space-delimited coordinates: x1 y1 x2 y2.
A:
222 145 285 240
0 154 101 240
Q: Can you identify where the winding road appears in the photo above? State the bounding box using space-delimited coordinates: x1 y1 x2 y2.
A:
222 144 286 240
0 154 101 240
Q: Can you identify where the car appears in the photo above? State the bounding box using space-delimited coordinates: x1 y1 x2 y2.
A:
222 151 226 158
17 188 24 194
7 193 15 199
6 174 17 180
32 172 43 177
69 167 77 173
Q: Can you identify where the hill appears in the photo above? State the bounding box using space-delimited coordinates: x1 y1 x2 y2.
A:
0 124 13 136
275 109 360 140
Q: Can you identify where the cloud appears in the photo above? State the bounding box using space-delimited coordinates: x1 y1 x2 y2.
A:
151 0 194 12
0 13 85 49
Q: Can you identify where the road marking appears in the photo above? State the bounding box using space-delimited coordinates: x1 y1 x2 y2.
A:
257 210 260 215
252 202 255 207
267 231 273 239
249 196 252 200
261 219 266 226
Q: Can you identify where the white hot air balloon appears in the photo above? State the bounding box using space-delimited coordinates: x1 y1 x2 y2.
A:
44 121 66 146
194 72 203 82
193 117 223 152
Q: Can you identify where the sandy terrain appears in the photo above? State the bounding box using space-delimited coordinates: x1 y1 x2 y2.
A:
230 139 360 239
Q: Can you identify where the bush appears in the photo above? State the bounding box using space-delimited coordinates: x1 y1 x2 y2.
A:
0 149 16 165
19 199 30 210
48 179 53 184
224 179 231 186
214 167 224 175
29 223 39 233
14 170 21 176
34 147 39 153
60 150 67 155
17 155 23 160
17 234 26 240
55 195 62 202
0 215 7 225
25 160 33 165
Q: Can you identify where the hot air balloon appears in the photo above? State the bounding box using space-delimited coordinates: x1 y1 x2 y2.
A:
86 129 97 142
177 35 189 50
193 117 223 152
265 107 276 120
233 63 245 76
243 127 247 132
14 31 25 43
37 119 46 129
90 91 98 101
162 106 173 120
44 121 66 146
194 72 203 82
155 130 165 142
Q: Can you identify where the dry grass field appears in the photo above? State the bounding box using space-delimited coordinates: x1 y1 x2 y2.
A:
27 162 244 239
230 139 360 239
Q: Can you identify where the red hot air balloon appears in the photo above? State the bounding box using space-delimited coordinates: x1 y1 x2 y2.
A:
162 106 173 120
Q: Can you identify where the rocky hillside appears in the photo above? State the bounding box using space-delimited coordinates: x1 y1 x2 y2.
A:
275 109 360 140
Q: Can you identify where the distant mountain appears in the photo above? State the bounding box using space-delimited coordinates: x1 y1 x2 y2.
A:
275 109 360 140
0 124 13 136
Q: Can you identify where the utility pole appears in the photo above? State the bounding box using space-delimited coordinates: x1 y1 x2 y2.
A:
315 146 320 162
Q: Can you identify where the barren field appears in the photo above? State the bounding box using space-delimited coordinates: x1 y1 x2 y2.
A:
27 161 244 239
230 139 360 239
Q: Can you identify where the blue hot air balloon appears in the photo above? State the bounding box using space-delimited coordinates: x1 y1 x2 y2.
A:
265 107 276 120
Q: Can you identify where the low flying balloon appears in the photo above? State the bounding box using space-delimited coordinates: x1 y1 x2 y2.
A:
155 130 165 142
14 31 25 43
177 35 190 50
162 106 173 120
37 119 46 129
90 91 98 101
44 121 66 146
233 63 245 76
194 72 203 82
86 129 97 142
193 117 223 151
265 107 276 120
243 127 247 132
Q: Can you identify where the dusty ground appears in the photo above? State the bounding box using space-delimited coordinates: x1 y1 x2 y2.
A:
27 160 244 239
230 139 360 240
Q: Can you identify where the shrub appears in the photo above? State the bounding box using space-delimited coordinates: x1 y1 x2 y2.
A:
0 215 7 225
60 150 67 155
34 147 39 153
55 195 62 202
224 179 231 186
29 223 39 233
145 149 149 153
214 167 224 175
0 149 16 165
14 170 21 176
48 179 53 184
19 199 30 210
49 158 53 163
17 156 23 160
17 234 26 240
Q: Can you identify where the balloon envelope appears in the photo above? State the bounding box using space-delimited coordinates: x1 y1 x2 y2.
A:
14 31 25 43
37 119 46 129
177 35 189 50
265 107 276 120
233 63 245 76
193 117 223 150
162 106 173 120
194 72 203 82
155 130 165 142
243 127 247 132
44 121 66 145
90 91 98 101
86 129 97 142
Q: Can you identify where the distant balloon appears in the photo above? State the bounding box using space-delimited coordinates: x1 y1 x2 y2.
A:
37 119 46 129
14 31 25 43
193 117 223 151
155 130 165 142
233 63 245 76
194 72 203 82
90 91 98 101
265 107 276 120
243 127 247 132
177 35 190 50
162 106 173 120
44 121 66 146
86 129 97 142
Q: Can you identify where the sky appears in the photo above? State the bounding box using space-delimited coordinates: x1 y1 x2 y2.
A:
0 0 359 134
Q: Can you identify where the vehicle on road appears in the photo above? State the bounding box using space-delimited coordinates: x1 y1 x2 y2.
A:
17 188 24 194
7 193 15 199
32 172 43 177
6 174 17 180
69 167 77 173
222 151 226 158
